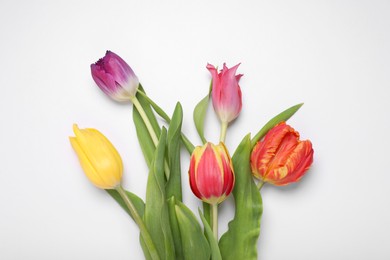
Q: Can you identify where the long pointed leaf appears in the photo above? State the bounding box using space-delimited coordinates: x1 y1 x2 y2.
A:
219 135 263 260
106 189 145 219
167 197 184 260
106 190 151 259
198 209 222 260
137 89 195 153
193 83 211 144
144 128 175 259
133 85 162 167
137 89 171 122
251 103 303 148
175 201 211 260
166 103 183 201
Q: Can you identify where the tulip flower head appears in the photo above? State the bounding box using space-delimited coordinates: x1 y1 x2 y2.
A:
189 142 235 205
207 63 243 124
91 51 139 102
251 122 314 186
70 124 123 189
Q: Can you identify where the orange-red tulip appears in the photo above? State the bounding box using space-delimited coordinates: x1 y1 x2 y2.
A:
251 122 314 186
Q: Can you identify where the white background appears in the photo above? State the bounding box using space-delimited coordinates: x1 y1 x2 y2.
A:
1 0 389 259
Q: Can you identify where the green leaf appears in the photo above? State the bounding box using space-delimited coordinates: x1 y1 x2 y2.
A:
144 128 175 260
175 201 211 260
133 84 162 167
137 89 171 122
166 103 183 201
202 202 211 227
251 103 303 148
193 83 211 144
106 190 152 259
181 134 195 154
106 189 145 219
198 209 222 260
167 197 184 260
137 88 195 154
219 135 263 260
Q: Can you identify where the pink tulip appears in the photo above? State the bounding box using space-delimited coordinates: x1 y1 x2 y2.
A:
207 63 243 124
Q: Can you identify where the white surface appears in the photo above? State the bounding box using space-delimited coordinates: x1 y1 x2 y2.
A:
1 0 389 259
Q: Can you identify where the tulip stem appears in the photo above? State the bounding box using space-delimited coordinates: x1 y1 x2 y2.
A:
136 88 195 153
131 95 170 179
116 186 160 260
131 95 160 145
219 121 228 143
211 203 218 240
257 181 265 190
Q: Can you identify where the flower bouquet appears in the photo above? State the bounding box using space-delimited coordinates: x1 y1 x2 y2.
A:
69 51 314 260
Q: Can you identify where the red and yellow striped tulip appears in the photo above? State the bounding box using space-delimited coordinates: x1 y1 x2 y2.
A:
251 122 314 186
189 142 235 205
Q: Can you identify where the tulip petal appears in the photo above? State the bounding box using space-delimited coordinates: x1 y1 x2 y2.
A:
274 140 314 186
70 136 110 189
196 144 224 200
91 51 139 102
208 63 242 123
70 124 122 189
189 142 234 204
251 122 313 186
90 64 118 94
189 152 202 200
251 122 299 181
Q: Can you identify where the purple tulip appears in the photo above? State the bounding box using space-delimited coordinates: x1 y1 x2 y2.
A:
91 51 139 102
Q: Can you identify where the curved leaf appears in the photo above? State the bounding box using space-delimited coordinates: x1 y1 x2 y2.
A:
167 197 184 260
193 82 211 144
166 103 183 201
106 189 145 219
137 89 170 122
137 89 195 153
144 128 175 259
251 103 303 148
133 85 162 167
219 135 263 260
175 201 211 260
198 209 222 260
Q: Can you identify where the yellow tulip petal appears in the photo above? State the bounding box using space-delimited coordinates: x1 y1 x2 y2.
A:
70 124 122 190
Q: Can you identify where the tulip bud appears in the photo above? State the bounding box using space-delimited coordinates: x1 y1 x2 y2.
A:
251 122 314 186
189 142 235 205
207 63 243 124
91 51 139 102
70 124 123 189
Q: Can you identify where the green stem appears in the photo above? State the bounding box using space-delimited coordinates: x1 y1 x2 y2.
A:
131 95 171 179
131 95 159 146
116 186 160 260
257 181 265 190
211 203 218 240
137 89 195 153
219 121 228 143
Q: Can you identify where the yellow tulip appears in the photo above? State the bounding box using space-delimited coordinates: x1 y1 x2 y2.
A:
69 124 123 189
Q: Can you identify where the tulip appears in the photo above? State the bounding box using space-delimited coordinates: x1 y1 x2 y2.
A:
91 51 139 102
207 63 243 125
70 124 123 189
251 122 314 186
189 142 235 205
